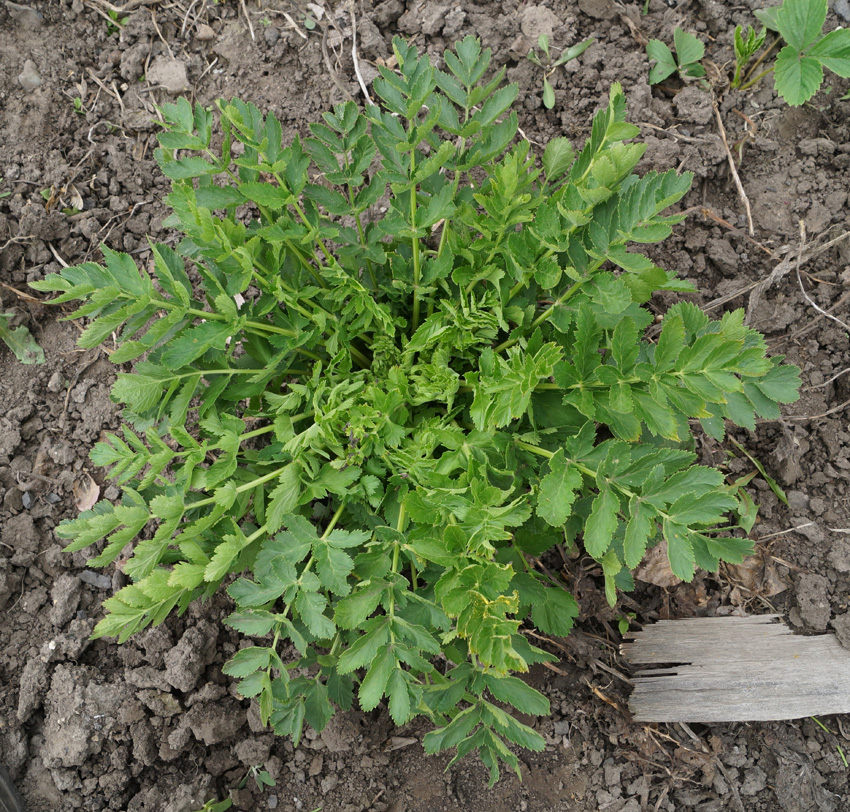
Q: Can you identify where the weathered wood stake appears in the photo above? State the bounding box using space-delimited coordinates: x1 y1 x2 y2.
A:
620 614 850 722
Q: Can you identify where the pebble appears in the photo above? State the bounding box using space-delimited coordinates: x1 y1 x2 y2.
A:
17 59 42 92
835 0 850 22
7 1 43 28
263 25 279 46
196 23 215 41
78 570 113 590
520 5 560 40
47 371 65 393
146 56 191 94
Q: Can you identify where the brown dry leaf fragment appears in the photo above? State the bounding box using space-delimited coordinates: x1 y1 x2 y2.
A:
66 183 84 212
724 548 790 604
383 736 417 751
73 474 100 511
634 540 682 588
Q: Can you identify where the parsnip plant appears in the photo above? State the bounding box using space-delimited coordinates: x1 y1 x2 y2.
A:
33 37 800 784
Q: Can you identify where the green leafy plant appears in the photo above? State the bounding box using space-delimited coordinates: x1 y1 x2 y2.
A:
190 800 232 812
731 25 768 88
743 0 850 105
106 8 129 35
31 37 801 785
0 312 45 365
527 34 594 109
646 28 706 84
617 612 636 635
237 764 277 790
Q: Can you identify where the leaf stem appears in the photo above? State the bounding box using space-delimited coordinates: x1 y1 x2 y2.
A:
410 173 422 333
322 503 345 538
739 65 774 92
188 464 291 509
493 277 587 353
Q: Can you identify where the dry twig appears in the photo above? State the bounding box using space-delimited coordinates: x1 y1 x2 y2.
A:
794 223 850 337
239 0 255 41
149 9 175 58
349 5 372 104
713 101 753 236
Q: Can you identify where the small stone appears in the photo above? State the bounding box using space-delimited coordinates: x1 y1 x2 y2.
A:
308 754 324 776
17 59 42 92
835 0 850 22
520 5 560 40
706 237 739 277
164 622 218 692
137 689 183 717
796 573 831 630
147 56 191 94
7 1 43 28
234 737 272 765
320 774 338 794
78 569 113 590
578 0 617 20
47 439 76 466
809 496 826 515
196 23 215 41
740 766 767 795
50 573 82 627
398 2 448 35
4 512 39 566
674 86 713 126
186 699 245 745
372 0 403 27
786 490 809 512
831 612 850 649
263 25 279 46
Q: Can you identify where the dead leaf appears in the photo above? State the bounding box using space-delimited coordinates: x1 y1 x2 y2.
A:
725 547 790 604
383 736 417 751
66 182 84 212
73 473 100 511
634 540 681 588
306 2 325 20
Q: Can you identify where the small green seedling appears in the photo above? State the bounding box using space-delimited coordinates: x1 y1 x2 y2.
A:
728 438 788 506
617 612 637 635
0 313 45 365
810 716 849 768
237 764 277 791
0 177 10 200
646 28 706 84
190 800 233 812
106 8 128 35
743 0 850 105
732 25 767 88
527 34 594 109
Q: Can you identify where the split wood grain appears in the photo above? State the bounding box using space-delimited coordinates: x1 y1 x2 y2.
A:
620 614 850 722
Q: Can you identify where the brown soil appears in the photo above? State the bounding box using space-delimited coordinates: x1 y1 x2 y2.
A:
2 0 850 810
